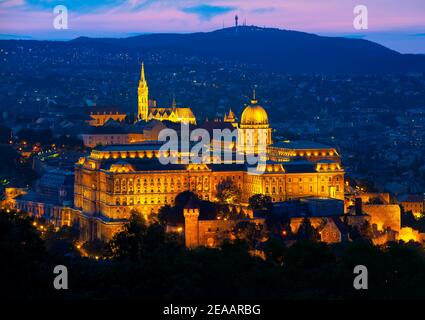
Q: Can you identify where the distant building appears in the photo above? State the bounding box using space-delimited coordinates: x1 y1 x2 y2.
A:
397 194 424 217
137 63 197 125
33 150 86 176
79 126 143 148
9 169 75 227
362 204 401 233
87 106 127 127
183 197 265 249
79 120 167 148
356 192 390 204
273 197 354 243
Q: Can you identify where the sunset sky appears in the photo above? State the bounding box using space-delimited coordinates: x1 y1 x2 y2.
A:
0 0 424 53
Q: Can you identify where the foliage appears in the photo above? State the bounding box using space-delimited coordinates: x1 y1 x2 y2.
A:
249 194 272 211
108 213 182 261
82 239 109 257
265 211 291 237
175 191 199 207
232 221 267 250
4 208 425 300
296 217 320 241
402 210 425 233
43 224 79 256
216 178 241 204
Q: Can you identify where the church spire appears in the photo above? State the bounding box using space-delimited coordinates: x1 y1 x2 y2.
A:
140 62 146 82
138 62 149 121
172 94 176 109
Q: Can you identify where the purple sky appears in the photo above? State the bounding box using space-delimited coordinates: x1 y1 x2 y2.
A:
0 0 424 53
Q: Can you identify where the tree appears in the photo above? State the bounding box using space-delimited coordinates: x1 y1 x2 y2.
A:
108 213 181 261
297 218 320 242
175 191 199 207
43 224 79 256
108 213 149 261
232 221 267 249
157 204 172 226
82 239 108 257
265 211 291 237
264 237 286 265
249 194 272 212
216 178 241 204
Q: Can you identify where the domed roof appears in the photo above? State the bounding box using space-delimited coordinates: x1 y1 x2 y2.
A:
240 100 269 126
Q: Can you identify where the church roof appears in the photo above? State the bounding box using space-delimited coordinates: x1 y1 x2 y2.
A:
174 107 195 119
86 106 125 115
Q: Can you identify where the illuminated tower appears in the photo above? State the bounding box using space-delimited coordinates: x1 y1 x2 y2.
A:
137 62 149 121
238 89 272 155
183 197 200 249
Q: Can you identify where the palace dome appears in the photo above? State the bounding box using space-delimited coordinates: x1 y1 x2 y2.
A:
240 102 269 126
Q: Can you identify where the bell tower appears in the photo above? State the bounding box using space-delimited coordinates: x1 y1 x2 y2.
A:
137 62 149 121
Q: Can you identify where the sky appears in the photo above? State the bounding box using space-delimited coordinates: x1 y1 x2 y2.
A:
0 0 424 53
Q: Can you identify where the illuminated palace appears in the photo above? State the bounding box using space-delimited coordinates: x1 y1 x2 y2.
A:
72 91 344 241
137 63 196 125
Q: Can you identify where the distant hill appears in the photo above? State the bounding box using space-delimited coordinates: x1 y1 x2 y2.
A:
2 26 425 74
68 26 425 74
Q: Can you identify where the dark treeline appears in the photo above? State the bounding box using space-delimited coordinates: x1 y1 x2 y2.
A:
2 208 425 300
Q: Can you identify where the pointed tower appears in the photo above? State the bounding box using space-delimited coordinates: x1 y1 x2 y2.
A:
171 94 177 109
138 62 149 121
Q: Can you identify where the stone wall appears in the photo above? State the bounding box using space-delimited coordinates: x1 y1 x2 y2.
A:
362 204 401 232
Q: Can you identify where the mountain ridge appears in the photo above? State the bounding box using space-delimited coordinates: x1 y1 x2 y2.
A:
3 26 425 74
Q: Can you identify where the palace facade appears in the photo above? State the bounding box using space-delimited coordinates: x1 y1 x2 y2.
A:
72 92 344 241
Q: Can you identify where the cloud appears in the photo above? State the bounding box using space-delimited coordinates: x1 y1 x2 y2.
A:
251 7 276 14
182 4 236 20
0 0 25 8
24 0 126 12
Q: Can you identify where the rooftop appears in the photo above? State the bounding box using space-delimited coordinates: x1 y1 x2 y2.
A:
271 140 333 150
